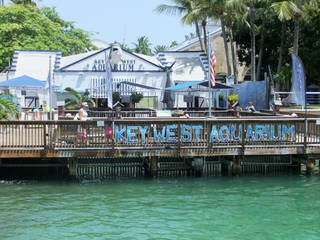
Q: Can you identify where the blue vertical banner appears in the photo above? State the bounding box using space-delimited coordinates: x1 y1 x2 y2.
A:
291 53 306 107
105 51 113 109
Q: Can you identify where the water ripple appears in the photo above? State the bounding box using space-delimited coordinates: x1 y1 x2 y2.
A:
1 176 320 239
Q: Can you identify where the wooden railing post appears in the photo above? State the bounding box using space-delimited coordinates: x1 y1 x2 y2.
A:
241 120 246 155
112 120 115 155
42 122 47 157
177 122 181 155
304 118 308 154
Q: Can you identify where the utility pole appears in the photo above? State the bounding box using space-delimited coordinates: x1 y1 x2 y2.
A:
207 30 212 118
48 56 53 120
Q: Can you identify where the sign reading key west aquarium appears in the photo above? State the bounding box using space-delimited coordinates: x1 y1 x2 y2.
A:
115 124 295 144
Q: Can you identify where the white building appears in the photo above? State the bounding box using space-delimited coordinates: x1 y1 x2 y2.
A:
1 46 212 109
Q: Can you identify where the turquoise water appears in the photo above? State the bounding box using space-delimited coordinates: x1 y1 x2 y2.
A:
1 176 320 240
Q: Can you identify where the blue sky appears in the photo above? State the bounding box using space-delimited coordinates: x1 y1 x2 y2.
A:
6 0 194 49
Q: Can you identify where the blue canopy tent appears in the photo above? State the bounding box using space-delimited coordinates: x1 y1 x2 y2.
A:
165 80 233 110
120 81 160 90
0 75 46 87
165 80 232 91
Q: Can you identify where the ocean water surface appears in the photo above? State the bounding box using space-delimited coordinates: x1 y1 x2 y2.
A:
1 176 320 240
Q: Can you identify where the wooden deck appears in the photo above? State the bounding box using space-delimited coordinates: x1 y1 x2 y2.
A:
1 117 320 159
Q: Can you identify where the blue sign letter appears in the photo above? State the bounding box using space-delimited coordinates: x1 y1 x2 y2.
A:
138 126 148 143
167 125 177 143
181 125 191 142
116 126 126 143
192 125 203 143
282 125 295 141
246 124 256 141
231 124 242 141
210 125 219 142
219 125 230 143
154 126 166 143
271 125 281 141
127 126 138 143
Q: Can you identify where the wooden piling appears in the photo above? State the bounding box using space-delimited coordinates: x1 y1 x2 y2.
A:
232 156 241 176
145 156 159 177
306 157 315 175
67 157 78 179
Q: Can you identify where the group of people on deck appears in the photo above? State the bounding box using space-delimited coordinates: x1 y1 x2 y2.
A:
228 101 256 118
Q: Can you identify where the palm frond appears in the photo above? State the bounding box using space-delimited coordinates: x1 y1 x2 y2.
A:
271 1 299 22
64 87 82 101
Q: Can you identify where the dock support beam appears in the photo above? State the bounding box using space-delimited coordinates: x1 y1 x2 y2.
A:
221 162 229 176
306 157 315 175
192 158 204 177
68 158 78 179
232 156 241 176
145 156 158 177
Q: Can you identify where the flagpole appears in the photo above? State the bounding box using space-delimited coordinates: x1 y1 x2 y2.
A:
207 30 212 118
303 56 307 154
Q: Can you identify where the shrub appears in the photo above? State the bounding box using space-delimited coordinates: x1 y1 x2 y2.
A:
228 94 238 102
131 93 143 103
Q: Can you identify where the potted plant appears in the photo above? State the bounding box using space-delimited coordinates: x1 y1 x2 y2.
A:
130 92 143 108
219 94 226 108
227 94 238 108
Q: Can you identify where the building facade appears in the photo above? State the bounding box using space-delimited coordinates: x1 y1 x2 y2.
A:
1 46 214 109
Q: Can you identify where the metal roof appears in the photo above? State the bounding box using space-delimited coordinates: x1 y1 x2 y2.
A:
0 75 46 87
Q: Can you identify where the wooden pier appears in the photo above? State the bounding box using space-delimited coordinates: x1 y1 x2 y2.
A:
0 117 319 179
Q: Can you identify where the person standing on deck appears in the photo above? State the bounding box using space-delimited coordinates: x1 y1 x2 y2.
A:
74 102 90 145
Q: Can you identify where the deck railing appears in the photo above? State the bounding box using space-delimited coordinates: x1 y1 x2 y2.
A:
61 109 273 119
1 118 319 152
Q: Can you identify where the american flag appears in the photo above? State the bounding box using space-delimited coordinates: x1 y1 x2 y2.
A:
209 45 216 87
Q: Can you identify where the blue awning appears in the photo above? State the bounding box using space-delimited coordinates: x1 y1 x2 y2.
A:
165 81 207 90
120 81 160 90
165 80 232 90
0 75 46 87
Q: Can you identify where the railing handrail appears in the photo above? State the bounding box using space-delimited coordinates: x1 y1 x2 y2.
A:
0 117 310 124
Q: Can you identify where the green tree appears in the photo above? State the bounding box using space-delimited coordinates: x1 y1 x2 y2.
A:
275 0 319 56
133 36 152 56
170 41 178 48
10 0 38 6
0 93 18 120
155 0 205 52
131 93 143 104
197 0 232 76
299 4 320 85
0 5 97 71
154 45 168 54
272 1 297 73
64 88 95 110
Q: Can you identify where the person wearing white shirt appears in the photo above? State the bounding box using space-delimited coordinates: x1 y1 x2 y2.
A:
245 101 256 112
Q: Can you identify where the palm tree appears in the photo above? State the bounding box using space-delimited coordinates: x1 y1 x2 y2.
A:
155 0 205 52
0 93 18 120
10 0 38 6
154 45 168 54
64 88 95 110
248 0 256 81
231 0 257 81
197 0 232 76
272 1 297 74
170 41 179 48
133 36 153 56
255 0 274 81
225 0 248 82
275 0 318 56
